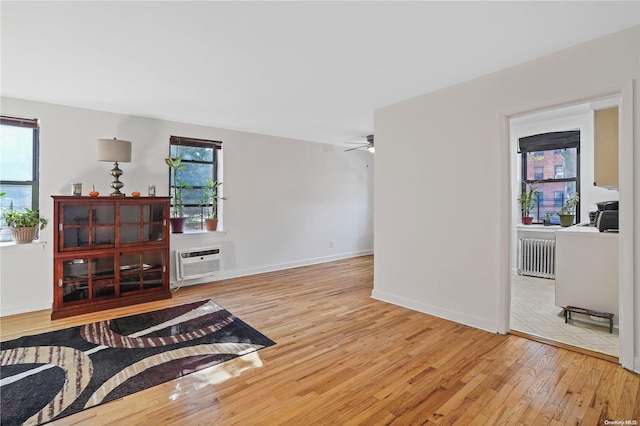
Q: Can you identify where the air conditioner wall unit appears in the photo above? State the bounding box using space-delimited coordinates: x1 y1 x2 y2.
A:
176 246 222 280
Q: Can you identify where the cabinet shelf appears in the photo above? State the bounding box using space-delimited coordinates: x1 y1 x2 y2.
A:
52 196 172 319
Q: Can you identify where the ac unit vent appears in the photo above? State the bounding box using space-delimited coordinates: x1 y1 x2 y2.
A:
176 246 222 280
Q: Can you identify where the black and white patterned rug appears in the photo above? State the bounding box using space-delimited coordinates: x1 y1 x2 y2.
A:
0 299 275 425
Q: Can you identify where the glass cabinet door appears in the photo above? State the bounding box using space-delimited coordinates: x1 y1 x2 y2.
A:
59 255 116 304
119 250 165 293
60 203 115 250
120 203 165 245
120 205 142 244
142 251 165 290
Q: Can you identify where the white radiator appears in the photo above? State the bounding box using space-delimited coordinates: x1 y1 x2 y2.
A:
518 238 556 279
176 246 222 280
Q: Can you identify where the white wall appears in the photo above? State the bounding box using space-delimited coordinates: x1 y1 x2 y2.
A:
0 97 374 315
372 26 639 370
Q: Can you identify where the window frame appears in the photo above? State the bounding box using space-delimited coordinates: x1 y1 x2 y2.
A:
168 135 222 231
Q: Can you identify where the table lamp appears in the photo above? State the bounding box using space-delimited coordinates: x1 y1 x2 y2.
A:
96 138 132 196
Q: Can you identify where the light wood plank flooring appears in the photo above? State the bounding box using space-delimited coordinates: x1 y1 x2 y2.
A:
1 255 639 425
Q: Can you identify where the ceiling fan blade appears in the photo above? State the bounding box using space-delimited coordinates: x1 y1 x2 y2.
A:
344 145 368 152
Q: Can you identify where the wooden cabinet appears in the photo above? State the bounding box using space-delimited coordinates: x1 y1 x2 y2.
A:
594 106 619 188
51 196 172 319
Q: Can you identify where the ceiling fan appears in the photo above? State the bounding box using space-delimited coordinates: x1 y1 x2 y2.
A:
344 134 374 153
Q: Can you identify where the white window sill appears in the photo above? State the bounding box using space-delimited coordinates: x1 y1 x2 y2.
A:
0 240 47 252
170 230 227 239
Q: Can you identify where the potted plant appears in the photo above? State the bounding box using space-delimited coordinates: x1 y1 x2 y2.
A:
558 192 579 227
165 156 189 233
2 208 47 244
200 179 224 231
517 185 538 225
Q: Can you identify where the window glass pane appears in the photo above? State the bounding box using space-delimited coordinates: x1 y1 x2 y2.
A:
176 162 213 187
525 182 577 223
0 125 33 181
0 184 32 211
171 145 214 162
525 148 577 180
180 187 206 205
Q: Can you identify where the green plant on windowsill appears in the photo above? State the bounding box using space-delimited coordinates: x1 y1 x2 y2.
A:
558 192 579 227
1 208 47 243
517 185 538 225
200 179 225 231
165 156 187 218
165 156 193 233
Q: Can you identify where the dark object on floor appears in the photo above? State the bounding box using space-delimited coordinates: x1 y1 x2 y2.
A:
564 305 614 333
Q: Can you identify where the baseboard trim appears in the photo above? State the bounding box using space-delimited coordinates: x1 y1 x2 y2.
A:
171 250 374 288
1 301 51 318
370 288 498 333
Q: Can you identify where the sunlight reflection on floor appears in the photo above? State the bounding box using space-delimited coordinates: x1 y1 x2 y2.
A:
170 350 265 399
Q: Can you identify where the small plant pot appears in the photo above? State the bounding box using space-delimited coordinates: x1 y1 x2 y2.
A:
10 226 38 244
204 218 218 231
559 214 575 227
522 217 533 225
170 218 186 233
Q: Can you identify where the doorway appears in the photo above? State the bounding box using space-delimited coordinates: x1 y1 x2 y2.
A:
507 96 623 361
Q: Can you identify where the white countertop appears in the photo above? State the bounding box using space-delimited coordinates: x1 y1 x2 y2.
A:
556 223 619 237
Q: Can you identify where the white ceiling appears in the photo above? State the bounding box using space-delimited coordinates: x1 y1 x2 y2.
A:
1 1 638 145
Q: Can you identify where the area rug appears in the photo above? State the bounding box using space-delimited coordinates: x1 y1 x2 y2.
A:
0 299 275 426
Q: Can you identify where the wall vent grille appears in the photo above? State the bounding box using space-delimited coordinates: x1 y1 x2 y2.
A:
176 246 222 280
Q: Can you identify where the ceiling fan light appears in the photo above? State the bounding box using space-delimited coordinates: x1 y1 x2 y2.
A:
368 146 375 153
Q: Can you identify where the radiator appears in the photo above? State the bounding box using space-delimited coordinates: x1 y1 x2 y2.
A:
176 246 222 280
518 238 556 279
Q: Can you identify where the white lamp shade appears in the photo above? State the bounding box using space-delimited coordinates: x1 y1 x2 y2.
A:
96 138 132 162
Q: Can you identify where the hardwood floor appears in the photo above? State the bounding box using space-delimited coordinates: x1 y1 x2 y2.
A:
2 255 639 425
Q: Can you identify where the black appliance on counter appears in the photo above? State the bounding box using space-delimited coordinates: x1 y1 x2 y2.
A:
595 201 619 232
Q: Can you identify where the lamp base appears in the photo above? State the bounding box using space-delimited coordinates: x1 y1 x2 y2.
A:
109 162 125 196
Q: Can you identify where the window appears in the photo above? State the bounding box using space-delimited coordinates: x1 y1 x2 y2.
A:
168 136 222 231
533 167 544 180
554 165 564 179
554 191 564 207
1 115 40 242
519 131 580 224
